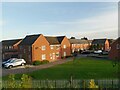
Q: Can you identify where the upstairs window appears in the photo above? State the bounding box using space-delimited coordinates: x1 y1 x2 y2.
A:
56 46 60 50
9 46 13 49
63 45 66 49
5 46 8 49
50 46 54 49
42 46 46 50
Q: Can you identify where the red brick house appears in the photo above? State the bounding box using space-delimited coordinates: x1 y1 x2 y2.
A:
2 39 22 61
108 37 120 60
45 36 71 62
69 39 90 53
91 39 110 51
18 34 50 63
18 34 71 64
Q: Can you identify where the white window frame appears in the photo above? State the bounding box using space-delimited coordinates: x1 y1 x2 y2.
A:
50 46 54 49
64 52 66 57
63 45 66 49
9 46 13 49
42 45 46 50
42 54 46 60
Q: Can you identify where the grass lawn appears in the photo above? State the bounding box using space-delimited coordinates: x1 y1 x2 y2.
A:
3 57 118 80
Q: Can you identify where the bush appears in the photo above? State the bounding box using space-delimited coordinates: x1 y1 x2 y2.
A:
33 60 49 65
41 60 49 64
33 61 41 65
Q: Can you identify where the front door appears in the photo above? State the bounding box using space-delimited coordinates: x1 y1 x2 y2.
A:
52 53 55 60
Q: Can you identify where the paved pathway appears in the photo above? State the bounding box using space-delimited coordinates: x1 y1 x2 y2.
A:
2 57 74 76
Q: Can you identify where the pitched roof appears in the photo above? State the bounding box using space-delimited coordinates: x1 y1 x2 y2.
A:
19 34 41 45
92 39 107 44
2 39 22 46
57 36 65 43
45 36 65 45
69 39 89 44
45 36 60 45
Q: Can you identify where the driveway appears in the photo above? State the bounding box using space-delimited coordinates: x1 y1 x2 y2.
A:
2 57 74 76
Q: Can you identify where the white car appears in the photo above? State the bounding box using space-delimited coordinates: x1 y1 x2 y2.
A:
4 58 26 69
94 50 102 54
2 58 17 66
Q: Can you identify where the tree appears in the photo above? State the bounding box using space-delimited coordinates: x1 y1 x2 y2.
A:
70 37 76 39
81 37 88 40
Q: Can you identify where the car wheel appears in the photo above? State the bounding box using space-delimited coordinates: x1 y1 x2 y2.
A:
8 65 13 69
21 63 25 66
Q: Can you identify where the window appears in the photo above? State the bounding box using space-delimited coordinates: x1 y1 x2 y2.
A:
42 54 46 60
50 46 54 49
56 46 60 50
56 52 60 57
63 45 66 49
5 46 8 49
64 52 66 57
9 46 13 49
50 53 52 59
42 46 46 50
116 44 120 49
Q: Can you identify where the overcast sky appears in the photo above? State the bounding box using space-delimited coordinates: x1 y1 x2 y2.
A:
1 2 118 40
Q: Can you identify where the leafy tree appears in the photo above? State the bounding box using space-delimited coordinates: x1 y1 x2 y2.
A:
70 37 76 39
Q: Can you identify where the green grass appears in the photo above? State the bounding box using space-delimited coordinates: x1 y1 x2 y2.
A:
3 57 118 80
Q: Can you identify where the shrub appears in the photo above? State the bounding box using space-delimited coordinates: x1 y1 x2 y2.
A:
33 60 49 65
41 60 49 64
20 74 32 88
33 60 41 65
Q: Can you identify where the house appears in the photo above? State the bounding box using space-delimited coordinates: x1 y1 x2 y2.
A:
2 39 22 61
18 34 50 64
18 34 71 64
108 37 120 60
91 39 110 51
69 39 90 53
45 36 71 61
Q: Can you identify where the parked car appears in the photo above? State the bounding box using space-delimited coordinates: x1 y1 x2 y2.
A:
3 58 26 69
2 58 17 67
102 51 108 55
81 50 91 54
94 50 102 54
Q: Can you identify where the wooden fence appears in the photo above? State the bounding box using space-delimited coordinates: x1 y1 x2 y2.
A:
2 79 119 89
